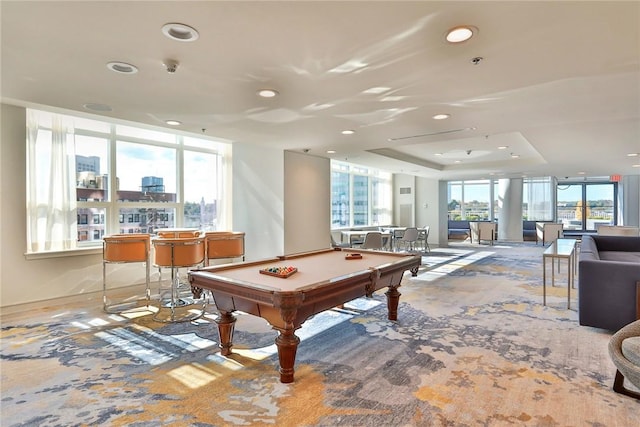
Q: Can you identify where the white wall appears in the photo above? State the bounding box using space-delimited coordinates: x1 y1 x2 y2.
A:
621 175 640 227
232 142 285 261
438 180 449 246
284 151 330 254
393 174 415 226
414 176 440 247
394 173 440 247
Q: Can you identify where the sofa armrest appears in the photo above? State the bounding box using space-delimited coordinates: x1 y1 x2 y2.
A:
578 260 640 330
637 281 640 321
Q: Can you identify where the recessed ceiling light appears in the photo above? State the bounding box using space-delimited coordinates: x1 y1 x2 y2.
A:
454 160 462 163
341 130 355 135
327 150 336 154
511 153 520 158
257 89 279 98
578 171 586 175
106 62 138 74
446 26 476 43
161 23 199 42
165 120 181 126
497 146 508 150
83 103 112 112
434 153 443 156
633 164 640 168
432 114 450 120
627 153 639 157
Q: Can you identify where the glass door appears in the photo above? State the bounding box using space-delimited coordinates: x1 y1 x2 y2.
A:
586 184 615 231
556 182 616 232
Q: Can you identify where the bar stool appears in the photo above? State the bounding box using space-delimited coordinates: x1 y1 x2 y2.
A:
204 231 245 266
102 234 151 313
152 236 206 322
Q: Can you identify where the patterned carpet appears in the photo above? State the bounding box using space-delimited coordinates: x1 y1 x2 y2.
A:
1 242 638 426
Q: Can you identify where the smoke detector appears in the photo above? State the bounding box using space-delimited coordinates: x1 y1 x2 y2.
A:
164 59 179 73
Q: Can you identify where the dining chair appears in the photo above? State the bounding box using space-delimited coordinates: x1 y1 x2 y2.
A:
418 226 431 253
361 231 384 250
399 227 419 252
331 234 350 248
392 228 405 251
348 229 366 247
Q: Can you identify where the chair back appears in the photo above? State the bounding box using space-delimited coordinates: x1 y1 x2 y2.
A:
153 237 205 268
401 227 419 242
598 225 640 236
542 223 563 244
204 231 245 261
361 232 383 250
103 234 150 263
478 222 496 238
156 229 201 238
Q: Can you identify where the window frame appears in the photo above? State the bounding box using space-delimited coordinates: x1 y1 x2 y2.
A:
26 109 228 256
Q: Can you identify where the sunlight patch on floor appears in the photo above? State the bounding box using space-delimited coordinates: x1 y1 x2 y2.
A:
415 250 494 282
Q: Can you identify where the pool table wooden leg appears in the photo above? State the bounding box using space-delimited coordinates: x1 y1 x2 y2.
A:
215 310 236 356
275 329 300 383
385 286 401 321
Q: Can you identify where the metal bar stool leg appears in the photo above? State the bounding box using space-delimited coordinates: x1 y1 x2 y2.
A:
153 237 205 323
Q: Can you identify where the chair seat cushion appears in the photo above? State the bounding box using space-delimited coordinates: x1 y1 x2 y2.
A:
622 336 640 367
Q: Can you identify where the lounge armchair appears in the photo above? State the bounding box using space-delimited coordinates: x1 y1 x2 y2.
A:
609 319 640 399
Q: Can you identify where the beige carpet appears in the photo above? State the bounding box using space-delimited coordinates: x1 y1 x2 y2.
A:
1 242 638 426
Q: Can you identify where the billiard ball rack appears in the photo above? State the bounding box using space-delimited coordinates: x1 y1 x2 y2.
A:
259 266 298 278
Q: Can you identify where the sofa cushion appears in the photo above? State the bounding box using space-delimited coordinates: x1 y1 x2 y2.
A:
448 220 470 230
448 220 470 238
622 336 640 367
599 251 640 263
592 235 640 252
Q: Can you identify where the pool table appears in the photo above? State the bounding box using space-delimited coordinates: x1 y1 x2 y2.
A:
188 248 421 383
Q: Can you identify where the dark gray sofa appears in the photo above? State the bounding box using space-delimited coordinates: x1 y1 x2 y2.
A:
448 220 470 240
523 220 537 242
578 235 640 331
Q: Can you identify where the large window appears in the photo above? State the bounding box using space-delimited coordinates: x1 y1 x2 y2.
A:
449 177 555 222
330 161 392 228
448 180 494 220
26 109 227 253
556 181 617 231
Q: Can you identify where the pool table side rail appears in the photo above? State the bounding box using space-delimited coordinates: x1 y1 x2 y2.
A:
189 248 419 295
